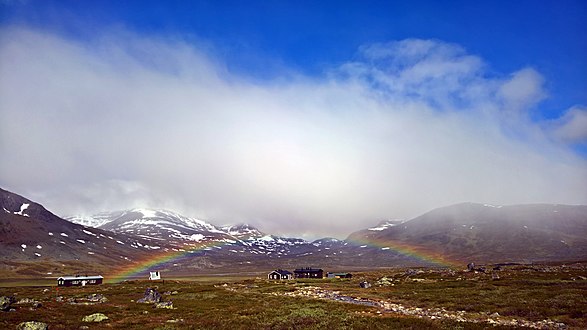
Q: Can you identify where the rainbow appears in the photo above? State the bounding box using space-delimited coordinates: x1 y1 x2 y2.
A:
108 236 461 283
108 240 227 283
346 236 461 268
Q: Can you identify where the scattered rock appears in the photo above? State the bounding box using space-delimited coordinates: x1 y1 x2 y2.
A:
16 321 48 330
16 298 38 305
79 326 89 330
375 277 393 286
1 296 15 311
467 262 475 272
86 293 107 303
82 313 109 322
137 288 161 303
155 301 174 309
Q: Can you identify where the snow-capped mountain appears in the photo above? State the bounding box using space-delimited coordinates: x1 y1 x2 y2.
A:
221 223 264 240
65 209 317 255
0 188 168 276
66 212 120 228
69 209 229 244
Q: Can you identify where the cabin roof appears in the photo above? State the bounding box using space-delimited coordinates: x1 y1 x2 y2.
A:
270 269 292 275
57 275 103 281
294 268 323 272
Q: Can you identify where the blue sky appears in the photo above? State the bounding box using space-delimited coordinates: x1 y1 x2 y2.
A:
2 1 586 116
1 1 586 237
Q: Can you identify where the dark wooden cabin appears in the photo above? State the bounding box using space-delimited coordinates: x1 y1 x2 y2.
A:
57 275 103 287
293 267 324 279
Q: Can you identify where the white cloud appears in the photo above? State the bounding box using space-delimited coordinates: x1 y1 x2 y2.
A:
551 106 587 144
1 27 586 239
497 68 546 113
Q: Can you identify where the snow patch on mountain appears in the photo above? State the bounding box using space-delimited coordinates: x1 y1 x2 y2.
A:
368 219 406 231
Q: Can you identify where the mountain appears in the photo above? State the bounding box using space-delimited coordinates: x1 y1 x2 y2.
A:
221 223 264 240
4 187 586 278
69 209 231 244
0 188 167 276
348 203 587 264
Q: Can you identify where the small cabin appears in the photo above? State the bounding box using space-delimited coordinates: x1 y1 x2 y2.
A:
294 267 324 279
57 275 103 287
268 269 293 280
149 271 161 280
327 272 352 279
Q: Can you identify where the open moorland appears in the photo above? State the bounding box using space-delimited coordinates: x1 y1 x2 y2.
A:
1 263 586 329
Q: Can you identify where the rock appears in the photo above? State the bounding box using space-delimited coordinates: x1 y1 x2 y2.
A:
467 262 475 272
359 281 371 288
82 313 109 322
55 296 64 302
1 296 15 311
79 326 90 330
16 298 37 305
155 301 174 309
137 288 161 303
16 321 48 330
86 293 107 303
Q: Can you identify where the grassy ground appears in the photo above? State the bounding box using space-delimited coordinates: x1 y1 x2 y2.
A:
0 264 586 329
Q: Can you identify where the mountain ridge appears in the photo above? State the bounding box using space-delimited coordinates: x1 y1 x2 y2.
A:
2 188 586 278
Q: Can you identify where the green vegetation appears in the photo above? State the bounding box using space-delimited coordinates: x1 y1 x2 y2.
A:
0 264 586 329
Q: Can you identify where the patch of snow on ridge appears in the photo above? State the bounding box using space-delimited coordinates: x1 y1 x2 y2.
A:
483 204 503 208
60 233 68 237
134 208 158 218
83 229 96 236
21 244 26 249
368 219 405 231
186 234 205 241
14 203 29 216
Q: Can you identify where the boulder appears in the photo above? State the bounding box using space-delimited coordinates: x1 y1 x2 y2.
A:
137 288 161 303
1 296 15 311
16 321 48 330
359 281 371 288
86 294 107 303
155 301 173 309
82 313 109 322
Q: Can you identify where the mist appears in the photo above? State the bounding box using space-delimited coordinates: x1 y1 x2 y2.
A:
1 27 586 239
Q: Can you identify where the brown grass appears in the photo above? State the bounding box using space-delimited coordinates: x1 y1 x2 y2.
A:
0 264 585 329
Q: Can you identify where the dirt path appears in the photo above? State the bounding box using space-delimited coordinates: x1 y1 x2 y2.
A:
271 286 568 329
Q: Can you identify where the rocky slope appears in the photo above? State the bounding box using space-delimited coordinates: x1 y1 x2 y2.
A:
0 188 168 276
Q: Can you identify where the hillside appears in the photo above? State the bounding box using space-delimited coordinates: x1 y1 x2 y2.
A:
348 203 587 263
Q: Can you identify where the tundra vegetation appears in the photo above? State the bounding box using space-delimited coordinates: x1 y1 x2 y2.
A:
0 264 586 329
